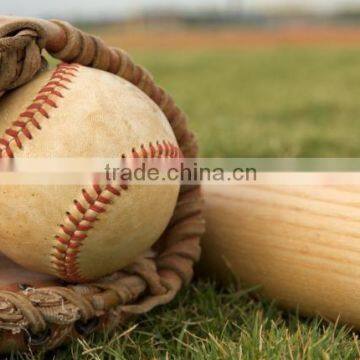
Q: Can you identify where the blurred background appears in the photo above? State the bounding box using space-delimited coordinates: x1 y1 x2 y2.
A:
2 4 360 357
3 0 360 158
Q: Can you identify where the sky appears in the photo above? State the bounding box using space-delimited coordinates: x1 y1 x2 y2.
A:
1 0 360 20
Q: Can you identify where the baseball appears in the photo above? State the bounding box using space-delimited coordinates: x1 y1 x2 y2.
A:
0 63 180 282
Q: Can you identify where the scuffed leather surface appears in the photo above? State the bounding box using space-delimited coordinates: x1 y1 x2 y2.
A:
0 64 179 280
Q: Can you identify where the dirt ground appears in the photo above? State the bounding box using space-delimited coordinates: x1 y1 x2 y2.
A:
93 25 360 51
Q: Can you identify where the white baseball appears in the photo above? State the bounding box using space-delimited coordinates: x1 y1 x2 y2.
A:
0 63 180 282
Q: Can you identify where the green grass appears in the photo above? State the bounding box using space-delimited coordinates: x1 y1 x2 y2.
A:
23 282 360 359
24 47 360 358
133 47 360 157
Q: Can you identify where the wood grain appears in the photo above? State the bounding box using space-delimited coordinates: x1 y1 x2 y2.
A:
200 184 360 326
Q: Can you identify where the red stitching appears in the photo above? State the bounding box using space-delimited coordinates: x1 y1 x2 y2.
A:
0 61 181 282
149 143 156 157
90 203 106 213
82 189 95 205
157 141 164 157
163 141 170 157
106 184 121 195
93 184 102 195
52 141 181 282
0 63 79 159
39 88 64 97
51 75 73 83
74 200 86 214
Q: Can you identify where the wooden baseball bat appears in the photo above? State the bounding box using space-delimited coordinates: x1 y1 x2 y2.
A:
200 184 360 327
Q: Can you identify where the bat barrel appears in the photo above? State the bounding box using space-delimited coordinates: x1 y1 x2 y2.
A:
200 184 360 327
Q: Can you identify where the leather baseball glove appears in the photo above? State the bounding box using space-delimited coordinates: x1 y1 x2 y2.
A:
0 16 204 353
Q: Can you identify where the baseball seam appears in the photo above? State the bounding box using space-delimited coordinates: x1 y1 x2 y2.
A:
0 62 181 283
51 141 180 282
0 63 79 158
